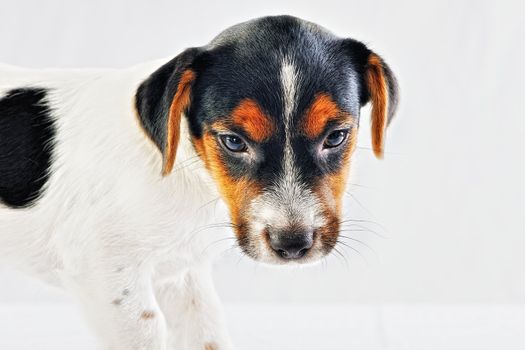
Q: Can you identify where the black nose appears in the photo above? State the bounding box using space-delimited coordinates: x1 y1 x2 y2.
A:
269 231 314 260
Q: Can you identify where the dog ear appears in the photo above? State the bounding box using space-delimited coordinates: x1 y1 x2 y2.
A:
344 39 399 158
135 48 201 175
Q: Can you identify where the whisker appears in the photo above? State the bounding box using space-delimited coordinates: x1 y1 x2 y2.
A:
332 246 350 269
219 243 241 257
347 182 374 189
339 218 388 232
171 158 201 173
339 218 383 225
235 252 246 267
174 155 199 165
339 224 388 239
197 196 221 211
335 240 368 266
183 222 238 246
171 155 199 169
201 237 237 255
321 256 327 272
344 191 377 219
192 222 236 233
338 235 376 254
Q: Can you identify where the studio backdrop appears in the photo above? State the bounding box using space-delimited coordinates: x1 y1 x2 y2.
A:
0 0 524 305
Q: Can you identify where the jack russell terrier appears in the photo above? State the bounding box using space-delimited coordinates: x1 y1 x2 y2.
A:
0 15 398 350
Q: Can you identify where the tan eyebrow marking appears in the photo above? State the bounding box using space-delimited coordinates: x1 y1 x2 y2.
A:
230 98 275 142
302 93 352 138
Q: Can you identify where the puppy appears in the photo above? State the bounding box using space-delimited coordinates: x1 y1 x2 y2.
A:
0 15 398 350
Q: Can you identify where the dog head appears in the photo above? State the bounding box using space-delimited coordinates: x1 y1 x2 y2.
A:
136 16 398 264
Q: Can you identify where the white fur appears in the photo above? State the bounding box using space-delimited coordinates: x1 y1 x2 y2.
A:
279 56 298 180
0 61 234 350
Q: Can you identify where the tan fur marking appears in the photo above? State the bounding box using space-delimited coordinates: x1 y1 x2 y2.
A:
329 127 358 211
302 93 344 138
366 54 389 158
141 311 155 320
231 98 275 142
193 131 261 236
313 126 357 224
204 342 218 350
163 69 195 175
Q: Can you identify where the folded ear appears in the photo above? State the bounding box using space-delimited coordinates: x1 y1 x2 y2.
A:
366 53 399 158
344 40 399 158
135 48 201 175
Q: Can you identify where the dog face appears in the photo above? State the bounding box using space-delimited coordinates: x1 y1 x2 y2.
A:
136 16 398 264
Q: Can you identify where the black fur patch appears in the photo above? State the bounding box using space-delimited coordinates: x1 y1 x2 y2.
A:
0 88 56 208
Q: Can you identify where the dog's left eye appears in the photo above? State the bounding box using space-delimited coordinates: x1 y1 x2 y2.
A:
323 130 349 148
220 135 247 152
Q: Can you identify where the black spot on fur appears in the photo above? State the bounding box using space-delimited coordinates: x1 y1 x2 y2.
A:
112 298 123 306
0 88 55 208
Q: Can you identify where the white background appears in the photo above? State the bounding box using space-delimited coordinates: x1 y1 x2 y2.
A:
0 0 524 306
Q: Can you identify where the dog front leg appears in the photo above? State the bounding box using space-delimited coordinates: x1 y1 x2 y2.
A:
157 265 234 350
69 266 168 350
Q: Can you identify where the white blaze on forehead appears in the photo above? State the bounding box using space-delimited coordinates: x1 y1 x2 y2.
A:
280 58 298 125
280 57 299 183
246 58 325 237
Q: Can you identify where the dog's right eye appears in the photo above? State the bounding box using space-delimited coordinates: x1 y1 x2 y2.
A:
220 135 247 153
323 129 349 149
